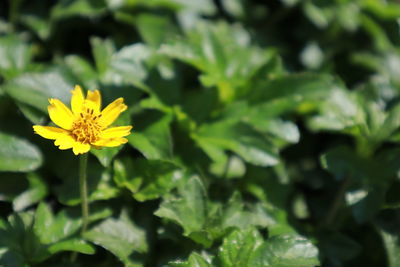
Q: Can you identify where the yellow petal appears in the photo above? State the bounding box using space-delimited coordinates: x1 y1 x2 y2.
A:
101 126 132 139
86 90 101 112
71 85 84 115
93 137 128 147
54 134 76 150
33 125 69 140
72 142 91 155
82 99 101 116
99 98 127 127
48 99 74 130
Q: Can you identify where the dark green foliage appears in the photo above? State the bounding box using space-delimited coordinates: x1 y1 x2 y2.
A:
1 0 400 266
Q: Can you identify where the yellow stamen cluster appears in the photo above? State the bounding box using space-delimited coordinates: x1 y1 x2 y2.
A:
72 108 102 144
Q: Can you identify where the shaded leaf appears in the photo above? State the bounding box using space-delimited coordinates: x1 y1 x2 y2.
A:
0 203 95 266
55 161 119 206
0 132 42 172
128 112 173 160
114 158 182 201
12 173 48 211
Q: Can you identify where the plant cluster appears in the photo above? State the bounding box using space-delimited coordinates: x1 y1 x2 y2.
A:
1 0 400 266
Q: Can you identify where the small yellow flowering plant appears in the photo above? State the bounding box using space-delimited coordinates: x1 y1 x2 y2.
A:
33 85 132 235
33 85 132 155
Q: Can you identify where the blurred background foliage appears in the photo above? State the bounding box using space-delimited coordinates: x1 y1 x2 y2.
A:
1 0 400 266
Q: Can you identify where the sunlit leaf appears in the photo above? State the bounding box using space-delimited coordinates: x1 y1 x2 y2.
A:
84 210 147 267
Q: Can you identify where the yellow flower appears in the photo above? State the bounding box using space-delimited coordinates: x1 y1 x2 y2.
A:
33 85 132 155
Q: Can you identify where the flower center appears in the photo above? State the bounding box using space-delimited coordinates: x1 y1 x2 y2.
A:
71 107 102 144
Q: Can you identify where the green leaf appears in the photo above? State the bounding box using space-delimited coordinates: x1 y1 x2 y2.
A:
182 88 218 125
157 182 283 247
19 15 51 40
145 69 182 108
136 14 177 47
248 234 320 267
320 146 365 182
338 2 361 31
319 232 361 263
105 43 150 87
168 252 213 267
114 158 182 201
216 101 300 146
91 38 149 88
309 83 400 152
0 212 48 264
0 249 25 267
307 88 362 133
246 117 300 146
193 121 279 167
161 21 278 102
0 35 32 80
321 146 390 223
364 0 400 19
128 112 173 160
249 73 337 116
303 1 332 28
47 239 95 255
0 132 42 172
218 228 263 267
209 155 246 179
34 203 80 244
219 192 285 231
12 173 48 211
0 173 28 202
244 164 292 207
380 229 400 267
55 161 119 206
64 55 98 89
351 188 385 224
15 102 46 124
360 14 392 51
155 176 210 245
34 203 107 250
171 230 318 267
220 0 246 17
91 146 122 167
90 37 115 76
3 69 74 112
0 203 95 265
51 0 107 19
84 210 147 267
109 0 216 14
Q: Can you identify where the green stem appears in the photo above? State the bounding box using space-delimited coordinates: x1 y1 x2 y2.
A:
323 177 351 228
79 153 89 234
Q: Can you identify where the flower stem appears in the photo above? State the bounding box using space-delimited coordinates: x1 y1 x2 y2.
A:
79 153 89 234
